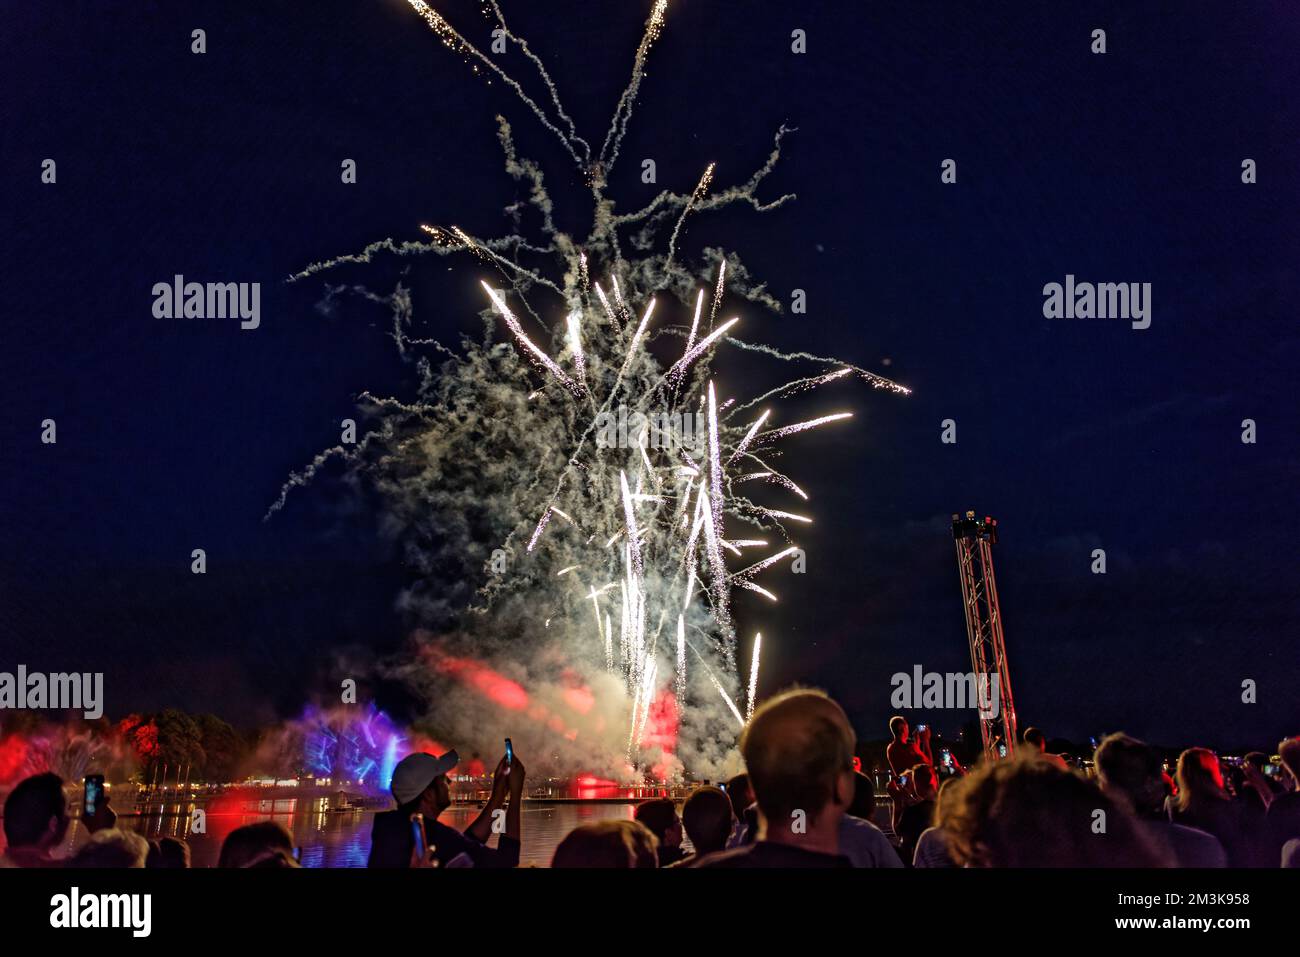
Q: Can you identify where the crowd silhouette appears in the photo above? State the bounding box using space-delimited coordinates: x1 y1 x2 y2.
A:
4 689 1298 869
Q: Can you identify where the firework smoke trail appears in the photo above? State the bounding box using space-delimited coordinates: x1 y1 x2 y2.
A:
274 2 908 780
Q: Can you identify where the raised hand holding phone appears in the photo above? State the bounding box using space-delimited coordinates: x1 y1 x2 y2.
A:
409 813 436 868
82 774 116 833
84 775 104 816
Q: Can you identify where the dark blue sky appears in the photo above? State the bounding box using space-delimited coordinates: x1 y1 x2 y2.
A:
3 1 1297 751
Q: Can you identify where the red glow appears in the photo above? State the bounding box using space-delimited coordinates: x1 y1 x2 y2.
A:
0 736 31 785
562 686 595 715
575 773 621 800
641 687 679 753
424 649 529 711
409 734 449 759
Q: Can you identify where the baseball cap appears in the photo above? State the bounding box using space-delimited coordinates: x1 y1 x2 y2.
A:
390 750 459 805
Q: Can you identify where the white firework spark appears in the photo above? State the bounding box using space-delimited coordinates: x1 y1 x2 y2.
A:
747 632 762 721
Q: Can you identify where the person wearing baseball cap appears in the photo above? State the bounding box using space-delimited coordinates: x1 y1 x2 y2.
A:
367 745 525 868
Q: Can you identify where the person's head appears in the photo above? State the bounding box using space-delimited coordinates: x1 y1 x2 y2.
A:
681 787 733 857
741 688 856 836
69 828 149 868
724 774 753 816
150 836 190 869
218 821 295 868
390 749 459 819
1023 727 1047 754
2 772 69 852
551 820 658 868
1175 748 1225 811
912 763 938 802
944 757 1169 867
846 771 877 820
1283 838 1300 869
1278 737 1300 787
889 715 909 742
634 798 682 849
933 776 961 828
246 849 300 868
1095 732 1166 817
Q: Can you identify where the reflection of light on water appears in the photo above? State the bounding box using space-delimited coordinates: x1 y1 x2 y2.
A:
101 796 648 868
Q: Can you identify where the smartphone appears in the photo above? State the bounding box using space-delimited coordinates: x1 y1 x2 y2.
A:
898 774 910 789
504 737 513 768
998 743 1008 758
84 774 105 817
410 813 428 856
1264 763 1280 778
917 724 927 733
941 749 952 769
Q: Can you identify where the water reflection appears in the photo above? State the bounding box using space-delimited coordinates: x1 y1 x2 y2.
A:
114 795 640 868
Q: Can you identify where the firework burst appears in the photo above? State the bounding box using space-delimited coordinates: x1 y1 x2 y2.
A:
273 2 907 780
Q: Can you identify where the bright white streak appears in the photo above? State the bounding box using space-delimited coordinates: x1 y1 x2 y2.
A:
726 410 770 464
709 671 745 728
481 282 581 396
566 310 587 385
594 282 620 333
526 507 552 551
746 632 762 721
611 274 630 326
619 298 656 376
730 546 799 582
685 288 704 353
708 259 726 333
619 470 643 577
667 317 740 385
635 657 658 747
758 411 854 442
762 509 813 524
736 580 778 601
675 615 687 709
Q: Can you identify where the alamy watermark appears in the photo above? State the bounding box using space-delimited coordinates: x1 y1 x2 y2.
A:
1043 274 1151 330
891 666 999 719
594 405 706 458
152 274 260 330
0 666 103 719
50 887 151 937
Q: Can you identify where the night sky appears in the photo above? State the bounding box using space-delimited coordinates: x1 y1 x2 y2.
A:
3 1 1297 753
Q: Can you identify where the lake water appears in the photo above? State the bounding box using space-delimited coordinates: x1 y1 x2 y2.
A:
114 797 643 868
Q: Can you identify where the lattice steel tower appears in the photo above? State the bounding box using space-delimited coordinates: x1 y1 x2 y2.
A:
951 511 1018 760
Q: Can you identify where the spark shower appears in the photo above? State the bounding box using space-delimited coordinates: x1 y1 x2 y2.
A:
272 1 907 782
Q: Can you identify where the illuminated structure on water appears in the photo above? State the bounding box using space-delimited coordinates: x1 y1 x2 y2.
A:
951 511 1018 760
